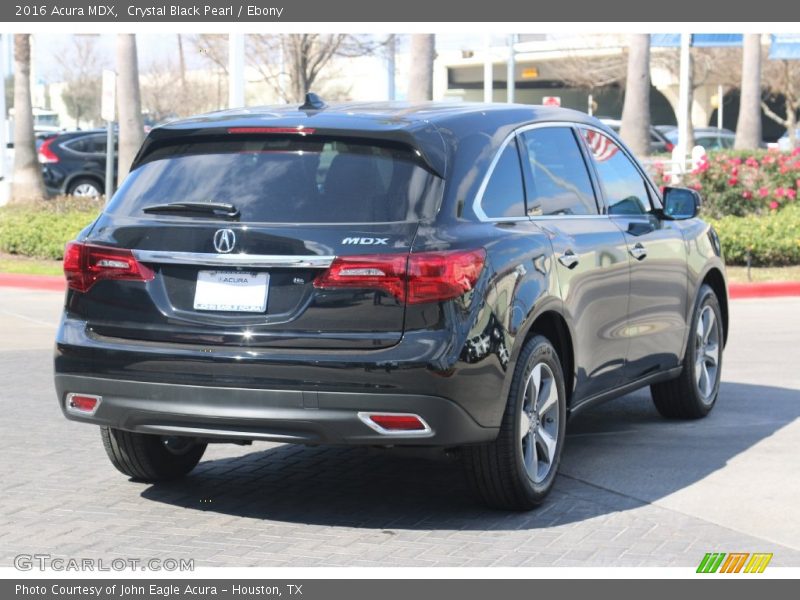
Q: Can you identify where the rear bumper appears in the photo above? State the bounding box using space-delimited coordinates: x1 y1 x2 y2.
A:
54 374 497 446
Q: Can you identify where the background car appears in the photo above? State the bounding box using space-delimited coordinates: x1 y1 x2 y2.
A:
599 118 674 153
38 130 117 197
777 129 800 152
658 126 737 151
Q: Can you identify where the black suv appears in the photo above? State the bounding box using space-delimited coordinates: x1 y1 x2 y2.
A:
55 99 728 509
39 130 116 197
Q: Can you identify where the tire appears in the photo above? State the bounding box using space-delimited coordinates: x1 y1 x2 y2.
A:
67 177 102 198
100 427 206 482
651 284 723 419
464 335 567 510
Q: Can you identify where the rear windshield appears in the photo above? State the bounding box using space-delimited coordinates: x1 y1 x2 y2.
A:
106 136 443 223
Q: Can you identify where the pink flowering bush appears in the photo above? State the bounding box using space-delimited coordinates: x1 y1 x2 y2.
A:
648 149 800 218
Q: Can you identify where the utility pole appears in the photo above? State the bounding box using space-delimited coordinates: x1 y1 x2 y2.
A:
0 34 8 195
483 34 493 103
228 33 245 108
387 35 396 101
507 34 516 103
677 33 692 161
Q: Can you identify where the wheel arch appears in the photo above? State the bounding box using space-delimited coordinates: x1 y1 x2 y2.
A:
65 172 104 195
521 309 576 408
700 267 729 347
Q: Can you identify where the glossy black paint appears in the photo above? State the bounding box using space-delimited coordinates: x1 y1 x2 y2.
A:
54 102 728 445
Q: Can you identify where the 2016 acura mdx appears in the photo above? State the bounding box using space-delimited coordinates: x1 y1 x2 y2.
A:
54 96 728 509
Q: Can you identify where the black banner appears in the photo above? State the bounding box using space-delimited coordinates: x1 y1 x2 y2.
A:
2 0 797 22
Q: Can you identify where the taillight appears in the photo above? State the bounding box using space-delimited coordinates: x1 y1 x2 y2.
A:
38 138 59 163
227 126 315 135
63 241 154 292
314 254 407 300
407 250 486 304
665 142 675 152
314 249 485 304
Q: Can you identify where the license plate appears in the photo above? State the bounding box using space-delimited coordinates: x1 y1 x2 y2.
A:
193 271 269 312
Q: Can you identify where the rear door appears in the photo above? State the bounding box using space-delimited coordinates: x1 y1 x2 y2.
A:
578 127 689 380
517 125 631 402
77 133 443 350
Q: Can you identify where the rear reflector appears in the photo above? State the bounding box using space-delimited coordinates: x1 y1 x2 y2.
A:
358 412 431 434
314 249 485 304
64 241 155 292
66 393 101 415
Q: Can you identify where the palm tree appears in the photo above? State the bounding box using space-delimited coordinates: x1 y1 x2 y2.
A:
619 34 651 156
407 35 435 102
116 34 145 183
734 34 762 150
10 34 46 204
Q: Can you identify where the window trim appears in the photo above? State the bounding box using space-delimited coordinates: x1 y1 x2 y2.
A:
473 121 631 223
517 125 603 217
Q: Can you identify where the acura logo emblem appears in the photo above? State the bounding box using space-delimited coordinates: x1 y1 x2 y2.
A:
213 229 236 253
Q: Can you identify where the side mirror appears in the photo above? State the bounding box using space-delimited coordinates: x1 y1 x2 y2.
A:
662 186 700 220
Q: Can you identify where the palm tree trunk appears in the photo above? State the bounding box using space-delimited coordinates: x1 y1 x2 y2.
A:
407 35 435 102
116 34 145 183
734 34 763 150
10 34 47 204
619 34 651 157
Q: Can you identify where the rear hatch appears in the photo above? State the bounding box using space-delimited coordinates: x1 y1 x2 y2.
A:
68 132 444 350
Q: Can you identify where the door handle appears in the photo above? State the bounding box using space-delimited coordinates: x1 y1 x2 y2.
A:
558 250 580 269
629 243 647 261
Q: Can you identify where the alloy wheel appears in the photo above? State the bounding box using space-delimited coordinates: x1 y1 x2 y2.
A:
519 362 560 483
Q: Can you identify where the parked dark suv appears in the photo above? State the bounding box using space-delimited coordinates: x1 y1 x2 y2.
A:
39 130 116 197
54 99 728 509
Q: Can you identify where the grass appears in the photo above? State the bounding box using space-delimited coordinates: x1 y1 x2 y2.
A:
0 253 63 276
725 265 800 284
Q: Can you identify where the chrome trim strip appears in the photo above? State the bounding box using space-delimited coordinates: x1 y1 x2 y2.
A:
472 121 621 223
357 412 434 437
133 250 336 269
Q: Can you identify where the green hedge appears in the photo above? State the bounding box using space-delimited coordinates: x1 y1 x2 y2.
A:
0 199 101 260
648 149 800 218
709 203 800 266
1 197 798 267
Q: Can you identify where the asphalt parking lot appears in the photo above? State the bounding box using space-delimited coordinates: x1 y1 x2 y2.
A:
1 286 799 568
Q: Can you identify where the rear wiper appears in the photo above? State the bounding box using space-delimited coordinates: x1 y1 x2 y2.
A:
142 202 240 219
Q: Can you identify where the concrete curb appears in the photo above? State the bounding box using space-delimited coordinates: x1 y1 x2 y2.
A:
2 272 800 299
728 281 800 299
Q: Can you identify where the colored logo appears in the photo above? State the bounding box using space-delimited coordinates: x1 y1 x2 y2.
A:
696 552 773 573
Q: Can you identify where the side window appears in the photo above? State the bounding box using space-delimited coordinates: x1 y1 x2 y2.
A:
64 137 88 153
520 127 598 216
480 140 526 219
581 129 652 215
89 135 107 154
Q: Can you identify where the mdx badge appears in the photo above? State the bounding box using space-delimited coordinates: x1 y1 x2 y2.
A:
341 237 388 245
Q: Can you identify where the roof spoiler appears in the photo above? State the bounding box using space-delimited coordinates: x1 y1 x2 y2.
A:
131 123 447 178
